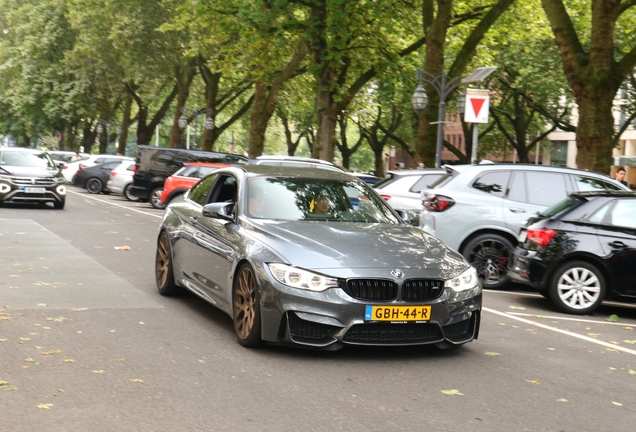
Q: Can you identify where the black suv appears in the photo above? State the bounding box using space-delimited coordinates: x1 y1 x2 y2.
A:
129 146 248 208
0 147 67 209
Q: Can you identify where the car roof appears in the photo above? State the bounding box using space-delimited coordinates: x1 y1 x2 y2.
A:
0 147 44 153
256 155 335 165
227 164 360 181
387 168 445 176
445 163 611 177
183 162 232 167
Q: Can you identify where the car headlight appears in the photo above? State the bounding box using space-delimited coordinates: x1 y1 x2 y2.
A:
267 263 338 292
445 266 478 292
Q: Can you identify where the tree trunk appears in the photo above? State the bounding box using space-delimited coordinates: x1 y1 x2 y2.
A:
118 95 133 155
576 93 616 172
169 64 197 149
313 72 338 162
199 64 221 152
248 81 268 157
373 148 385 178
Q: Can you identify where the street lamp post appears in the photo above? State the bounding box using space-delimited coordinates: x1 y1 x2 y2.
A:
411 67 497 168
178 108 215 149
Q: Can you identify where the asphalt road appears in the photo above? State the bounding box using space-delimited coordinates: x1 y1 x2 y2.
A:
1 188 636 432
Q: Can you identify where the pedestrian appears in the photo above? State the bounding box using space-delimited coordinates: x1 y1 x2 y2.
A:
615 166 627 186
70 151 81 162
417 161 425 169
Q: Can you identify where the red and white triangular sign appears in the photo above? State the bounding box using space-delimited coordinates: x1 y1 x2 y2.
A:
464 89 490 123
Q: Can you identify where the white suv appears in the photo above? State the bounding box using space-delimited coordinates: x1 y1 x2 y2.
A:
420 164 630 289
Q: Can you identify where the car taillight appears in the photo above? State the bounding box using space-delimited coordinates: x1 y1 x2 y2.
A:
526 228 557 248
76 168 83 173
423 195 455 212
111 171 117 177
380 194 391 201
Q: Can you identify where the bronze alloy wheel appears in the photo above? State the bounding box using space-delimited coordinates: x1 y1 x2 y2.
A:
156 231 178 295
233 264 262 347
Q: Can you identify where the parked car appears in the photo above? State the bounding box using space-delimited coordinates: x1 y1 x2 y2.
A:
160 162 231 206
106 161 137 201
62 154 133 183
508 191 636 314
351 172 383 185
47 151 89 163
251 155 346 172
155 165 482 350
129 145 248 209
73 161 124 194
0 147 66 209
373 169 446 212
420 164 630 289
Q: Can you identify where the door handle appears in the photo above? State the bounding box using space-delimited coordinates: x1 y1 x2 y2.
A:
189 216 198 224
608 241 627 249
509 208 527 214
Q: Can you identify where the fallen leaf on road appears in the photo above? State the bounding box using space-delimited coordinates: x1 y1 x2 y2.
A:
104 231 118 234
25 358 34 362
0 317 10 322
624 327 633 331
484 352 501 356
609 367 617 370
18 338 31 341
587 333 600 338
37 304 48 307
547 348 556 351
525 380 541 384
610 341 620 345
92 370 105 374
624 340 636 344
35 346 42 349
42 350 61 355
557 398 568 402
114 246 131 251
509 306 526 310
63 359 74 363
628 370 636 375
37 404 53 409
129 379 143 383
72 308 88 312
534 315 547 319
606 314 619 322
613 401 623 406
441 389 464 395
0 339 7 342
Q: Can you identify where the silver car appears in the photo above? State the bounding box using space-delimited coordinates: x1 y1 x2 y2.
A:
373 169 445 212
155 165 482 350
106 161 137 201
420 164 631 289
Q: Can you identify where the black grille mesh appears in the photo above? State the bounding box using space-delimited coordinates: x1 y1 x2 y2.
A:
343 323 442 344
402 279 444 301
443 318 472 338
343 279 397 301
288 312 334 340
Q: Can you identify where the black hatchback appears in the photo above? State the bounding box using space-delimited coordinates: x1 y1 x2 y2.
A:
74 161 123 194
508 191 636 315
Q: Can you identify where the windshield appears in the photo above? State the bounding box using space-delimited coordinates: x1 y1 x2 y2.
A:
247 177 401 223
541 195 586 218
0 150 55 168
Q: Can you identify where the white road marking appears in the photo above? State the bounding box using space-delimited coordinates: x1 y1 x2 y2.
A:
507 312 636 326
483 307 636 356
68 190 162 218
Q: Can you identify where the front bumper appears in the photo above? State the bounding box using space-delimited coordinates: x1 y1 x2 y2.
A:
258 270 482 350
0 178 66 205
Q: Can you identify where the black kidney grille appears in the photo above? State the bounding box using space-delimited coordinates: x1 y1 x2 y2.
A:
288 312 334 340
402 279 444 301
344 323 442 344
344 279 397 301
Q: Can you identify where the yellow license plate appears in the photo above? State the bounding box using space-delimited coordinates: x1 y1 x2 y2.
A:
365 305 431 322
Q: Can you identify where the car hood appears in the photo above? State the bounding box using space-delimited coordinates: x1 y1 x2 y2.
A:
243 220 466 272
0 166 60 178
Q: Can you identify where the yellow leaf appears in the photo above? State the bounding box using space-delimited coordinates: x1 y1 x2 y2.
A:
129 379 144 383
557 398 568 402
587 333 600 338
18 338 31 341
138 322 144 325
72 308 88 312
37 304 48 307
104 231 118 234
612 401 623 406
37 404 53 409
610 341 621 345
533 315 547 319
92 370 105 374
63 359 74 363
628 370 636 375
25 358 34 362
623 340 636 344
114 245 131 251
547 348 556 351
509 306 526 310
42 350 61 355
484 352 501 356
441 389 464 395
525 379 541 384
34 346 42 349
624 327 633 331
0 339 7 342
609 367 618 371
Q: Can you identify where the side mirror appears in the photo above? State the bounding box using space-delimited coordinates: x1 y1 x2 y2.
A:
202 202 235 222
395 209 420 227
55 162 65 170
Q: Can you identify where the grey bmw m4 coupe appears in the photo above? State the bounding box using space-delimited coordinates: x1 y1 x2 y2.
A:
155 165 481 350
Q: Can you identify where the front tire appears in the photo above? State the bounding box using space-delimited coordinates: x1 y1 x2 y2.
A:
86 178 103 194
549 261 605 315
462 233 514 289
233 264 263 348
156 231 179 296
150 188 166 209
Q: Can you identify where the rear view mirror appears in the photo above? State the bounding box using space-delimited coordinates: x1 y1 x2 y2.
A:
396 210 420 227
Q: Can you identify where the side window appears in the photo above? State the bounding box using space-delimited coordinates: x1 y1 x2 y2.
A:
608 199 636 229
471 171 510 198
410 174 444 193
208 175 237 204
526 172 567 206
588 203 612 224
507 172 526 202
189 174 217 206
94 158 105 164
574 175 621 191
